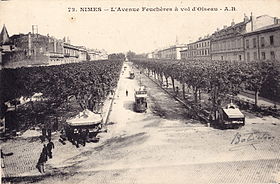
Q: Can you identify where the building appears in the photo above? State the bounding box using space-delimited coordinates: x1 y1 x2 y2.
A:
180 48 188 60
185 42 197 60
87 49 108 61
157 45 187 60
77 46 88 61
244 24 280 61
0 25 107 68
211 14 278 61
195 36 211 61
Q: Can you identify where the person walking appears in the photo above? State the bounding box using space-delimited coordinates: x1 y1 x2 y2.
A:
47 140 55 159
41 128 47 142
53 118 59 132
1 149 4 168
42 144 48 162
126 90 128 97
73 128 79 148
36 145 48 173
81 129 88 147
47 128 52 141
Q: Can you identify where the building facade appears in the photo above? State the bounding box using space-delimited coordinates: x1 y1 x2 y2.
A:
194 37 211 60
185 42 197 60
1 25 103 68
211 14 278 61
158 45 187 60
244 24 280 61
180 49 188 60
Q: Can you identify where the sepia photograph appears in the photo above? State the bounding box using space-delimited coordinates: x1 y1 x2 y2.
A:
0 0 280 183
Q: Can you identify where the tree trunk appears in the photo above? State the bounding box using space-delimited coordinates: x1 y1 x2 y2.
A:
165 76 169 88
171 77 175 92
160 73 163 86
255 90 259 106
182 83 185 99
194 87 198 103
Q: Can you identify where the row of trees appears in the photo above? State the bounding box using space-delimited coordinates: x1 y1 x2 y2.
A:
132 59 280 112
0 60 123 114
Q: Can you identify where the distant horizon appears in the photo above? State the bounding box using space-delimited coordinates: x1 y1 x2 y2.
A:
1 0 280 54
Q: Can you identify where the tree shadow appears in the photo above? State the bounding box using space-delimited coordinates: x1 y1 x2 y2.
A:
123 100 135 112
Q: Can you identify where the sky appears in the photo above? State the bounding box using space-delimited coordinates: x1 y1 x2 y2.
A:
0 0 280 54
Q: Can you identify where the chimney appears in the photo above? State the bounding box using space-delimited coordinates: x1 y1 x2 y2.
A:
250 12 256 31
231 19 235 26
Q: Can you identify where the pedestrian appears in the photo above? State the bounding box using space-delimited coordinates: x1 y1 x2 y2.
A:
73 128 79 148
47 129 52 141
41 128 47 142
126 90 128 97
36 145 48 173
81 129 88 147
53 118 59 132
1 149 4 168
42 144 48 162
47 140 55 159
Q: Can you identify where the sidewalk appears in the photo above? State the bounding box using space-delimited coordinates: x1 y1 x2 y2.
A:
238 92 280 109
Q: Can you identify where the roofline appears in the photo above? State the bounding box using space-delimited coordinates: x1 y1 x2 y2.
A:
243 25 280 36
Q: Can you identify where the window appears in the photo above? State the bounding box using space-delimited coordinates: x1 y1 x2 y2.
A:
270 36 274 45
253 38 256 48
271 51 275 60
247 52 250 62
261 52 266 60
246 39 249 48
260 37 265 47
253 52 257 60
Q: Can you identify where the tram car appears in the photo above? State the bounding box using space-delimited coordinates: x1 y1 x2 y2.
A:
129 71 135 79
134 86 148 112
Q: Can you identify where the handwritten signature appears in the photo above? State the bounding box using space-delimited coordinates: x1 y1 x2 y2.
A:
230 132 275 151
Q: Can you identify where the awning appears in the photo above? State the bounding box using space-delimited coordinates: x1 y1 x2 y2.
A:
223 108 244 119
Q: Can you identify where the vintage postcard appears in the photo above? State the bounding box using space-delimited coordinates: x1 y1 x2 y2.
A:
1 0 280 183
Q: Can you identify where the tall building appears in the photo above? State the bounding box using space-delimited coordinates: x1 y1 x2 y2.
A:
211 14 278 61
244 23 280 61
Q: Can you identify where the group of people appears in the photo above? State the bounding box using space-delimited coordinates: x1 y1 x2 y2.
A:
41 128 52 142
67 128 89 148
36 133 55 174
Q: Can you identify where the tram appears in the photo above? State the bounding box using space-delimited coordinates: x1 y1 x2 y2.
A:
134 86 148 112
129 71 135 79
